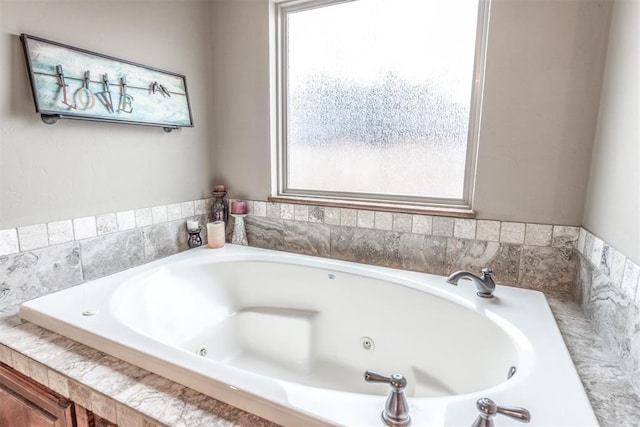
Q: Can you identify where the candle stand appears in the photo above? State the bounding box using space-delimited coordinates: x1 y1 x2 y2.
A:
230 214 248 245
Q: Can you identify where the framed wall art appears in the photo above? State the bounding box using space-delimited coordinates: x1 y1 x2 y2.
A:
20 33 194 132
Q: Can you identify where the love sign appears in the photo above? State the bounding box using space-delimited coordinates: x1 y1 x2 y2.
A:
20 34 194 132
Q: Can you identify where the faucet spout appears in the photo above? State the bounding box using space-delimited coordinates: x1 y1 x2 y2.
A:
446 267 496 298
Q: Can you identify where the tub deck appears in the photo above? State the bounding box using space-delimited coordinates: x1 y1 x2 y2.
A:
17 245 601 426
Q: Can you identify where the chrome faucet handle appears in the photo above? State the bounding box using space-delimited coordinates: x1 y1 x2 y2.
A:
364 371 411 427
471 398 531 427
481 267 493 276
364 371 407 389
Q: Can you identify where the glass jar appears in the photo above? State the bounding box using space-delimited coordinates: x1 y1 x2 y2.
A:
211 191 228 223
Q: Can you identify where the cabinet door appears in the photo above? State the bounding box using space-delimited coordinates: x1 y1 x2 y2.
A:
0 362 74 427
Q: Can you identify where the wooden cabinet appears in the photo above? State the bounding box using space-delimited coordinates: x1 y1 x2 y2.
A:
0 362 117 427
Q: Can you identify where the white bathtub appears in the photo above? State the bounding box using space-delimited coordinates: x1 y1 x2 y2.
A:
20 244 597 426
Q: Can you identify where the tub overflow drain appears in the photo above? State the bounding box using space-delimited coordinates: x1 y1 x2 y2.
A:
361 337 375 351
197 345 208 357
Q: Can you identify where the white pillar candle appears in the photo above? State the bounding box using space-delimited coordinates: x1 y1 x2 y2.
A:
207 221 225 248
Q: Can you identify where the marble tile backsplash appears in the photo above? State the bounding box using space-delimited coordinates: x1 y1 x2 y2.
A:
574 228 640 393
232 201 580 298
0 198 211 317
2 198 581 309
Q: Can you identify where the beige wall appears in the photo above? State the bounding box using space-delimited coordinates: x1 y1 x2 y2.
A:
583 0 639 264
210 0 271 201
210 0 612 225
473 0 611 224
3 0 626 243
0 0 214 229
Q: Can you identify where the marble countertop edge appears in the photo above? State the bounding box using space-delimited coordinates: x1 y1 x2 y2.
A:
0 309 277 427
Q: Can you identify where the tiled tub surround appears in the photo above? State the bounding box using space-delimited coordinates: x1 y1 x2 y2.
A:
0 199 581 310
239 201 581 298
0 199 210 317
575 228 640 393
0 198 639 425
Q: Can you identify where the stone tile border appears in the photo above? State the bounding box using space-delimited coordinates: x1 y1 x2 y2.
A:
574 227 640 394
3 197 635 300
0 197 584 301
577 228 640 305
0 198 210 257
2 198 581 257
240 200 580 249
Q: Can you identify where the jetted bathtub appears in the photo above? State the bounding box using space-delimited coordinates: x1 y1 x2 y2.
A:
20 244 597 426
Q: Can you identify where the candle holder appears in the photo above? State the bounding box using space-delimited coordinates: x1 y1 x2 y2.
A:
211 191 228 223
187 227 203 248
230 214 248 246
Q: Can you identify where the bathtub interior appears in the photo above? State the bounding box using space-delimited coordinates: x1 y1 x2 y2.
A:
110 260 521 398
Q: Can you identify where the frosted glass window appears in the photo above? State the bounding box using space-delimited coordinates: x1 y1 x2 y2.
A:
279 0 483 205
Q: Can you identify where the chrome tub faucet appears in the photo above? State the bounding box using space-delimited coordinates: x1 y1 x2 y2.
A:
446 267 496 298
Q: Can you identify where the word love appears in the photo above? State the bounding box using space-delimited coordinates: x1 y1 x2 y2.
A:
55 65 134 114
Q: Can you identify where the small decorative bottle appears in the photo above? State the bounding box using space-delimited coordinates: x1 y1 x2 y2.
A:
211 186 228 223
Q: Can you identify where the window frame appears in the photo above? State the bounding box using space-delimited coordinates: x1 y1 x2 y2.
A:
272 0 490 213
